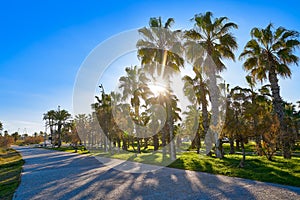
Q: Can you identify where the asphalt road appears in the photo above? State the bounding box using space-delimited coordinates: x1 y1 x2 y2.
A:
13 146 300 200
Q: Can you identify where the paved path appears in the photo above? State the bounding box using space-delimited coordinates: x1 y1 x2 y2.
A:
13 146 300 200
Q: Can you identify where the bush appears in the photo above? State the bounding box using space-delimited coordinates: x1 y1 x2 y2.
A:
24 136 43 144
0 136 14 149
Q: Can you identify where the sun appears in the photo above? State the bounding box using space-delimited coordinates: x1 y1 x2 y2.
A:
149 84 167 95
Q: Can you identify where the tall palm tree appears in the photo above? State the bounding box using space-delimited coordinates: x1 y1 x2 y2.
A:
239 23 300 158
182 105 202 153
145 97 165 151
94 85 113 152
75 114 89 147
119 65 150 153
137 17 184 76
185 11 238 158
183 67 209 154
137 17 184 160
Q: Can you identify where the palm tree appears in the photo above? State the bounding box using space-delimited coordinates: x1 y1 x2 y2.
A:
137 17 184 160
239 23 300 158
75 114 90 147
119 65 150 153
43 109 56 145
137 17 184 76
43 107 71 147
185 11 238 158
144 98 165 151
53 107 71 148
182 105 202 153
94 85 113 152
183 67 209 154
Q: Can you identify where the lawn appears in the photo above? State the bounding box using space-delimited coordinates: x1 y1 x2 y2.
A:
46 143 300 187
0 148 24 200
169 152 300 187
46 145 90 154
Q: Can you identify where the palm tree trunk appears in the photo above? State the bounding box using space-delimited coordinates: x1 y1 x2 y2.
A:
49 120 54 147
166 100 176 160
236 139 240 150
200 82 209 146
108 137 112 152
134 104 141 154
57 121 62 148
269 69 291 158
137 138 141 153
153 134 159 151
229 138 235 154
254 113 263 156
162 126 167 160
210 73 223 158
144 138 149 149
122 138 128 151
195 132 201 154
238 136 246 168
104 136 108 152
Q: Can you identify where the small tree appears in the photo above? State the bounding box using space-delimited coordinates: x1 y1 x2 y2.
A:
11 132 20 142
0 121 3 133
0 131 13 149
261 114 280 161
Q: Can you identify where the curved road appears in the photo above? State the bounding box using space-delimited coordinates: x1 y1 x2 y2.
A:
13 146 300 200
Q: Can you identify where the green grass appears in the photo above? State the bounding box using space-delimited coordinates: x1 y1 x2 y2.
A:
0 148 24 200
169 152 300 187
45 146 90 154
48 143 300 187
222 141 257 153
91 150 174 166
92 146 300 187
293 141 300 153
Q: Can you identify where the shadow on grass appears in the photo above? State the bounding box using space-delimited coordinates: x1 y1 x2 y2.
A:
169 152 300 187
42 146 300 187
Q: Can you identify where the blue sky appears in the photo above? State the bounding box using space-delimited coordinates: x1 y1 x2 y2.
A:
1 0 300 134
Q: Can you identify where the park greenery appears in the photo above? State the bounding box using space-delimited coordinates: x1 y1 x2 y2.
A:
67 12 300 163
39 12 300 185
0 11 300 190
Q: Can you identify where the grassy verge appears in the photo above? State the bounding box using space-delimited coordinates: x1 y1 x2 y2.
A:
169 152 300 187
91 150 175 166
0 148 24 200
44 146 90 154
47 145 300 187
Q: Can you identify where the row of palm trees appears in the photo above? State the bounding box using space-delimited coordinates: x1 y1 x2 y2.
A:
43 106 71 147
44 12 298 160
87 12 300 160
